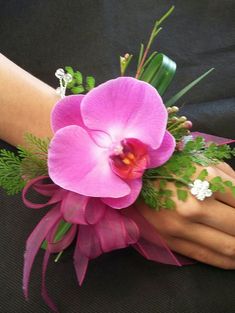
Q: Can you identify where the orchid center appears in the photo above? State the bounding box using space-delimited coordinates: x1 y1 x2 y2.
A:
110 138 149 180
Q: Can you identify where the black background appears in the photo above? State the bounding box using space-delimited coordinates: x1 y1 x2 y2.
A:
0 1 235 312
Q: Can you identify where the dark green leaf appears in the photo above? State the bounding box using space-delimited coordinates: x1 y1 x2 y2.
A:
166 68 214 106
140 53 176 96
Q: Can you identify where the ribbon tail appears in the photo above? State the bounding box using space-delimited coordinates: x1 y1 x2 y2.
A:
73 224 103 286
41 249 58 313
122 206 194 266
134 237 193 265
73 231 89 286
74 249 89 286
192 131 235 145
23 205 61 300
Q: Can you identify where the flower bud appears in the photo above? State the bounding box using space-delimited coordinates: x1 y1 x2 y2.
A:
183 121 193 129
178 116 187 122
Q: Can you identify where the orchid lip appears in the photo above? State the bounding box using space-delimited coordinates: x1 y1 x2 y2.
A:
109 138 149 180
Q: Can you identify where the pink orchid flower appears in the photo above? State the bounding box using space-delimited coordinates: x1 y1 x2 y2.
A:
48 77 175 208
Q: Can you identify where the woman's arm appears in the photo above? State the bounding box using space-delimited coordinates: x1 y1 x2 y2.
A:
0 53 59 146
1 54 235 269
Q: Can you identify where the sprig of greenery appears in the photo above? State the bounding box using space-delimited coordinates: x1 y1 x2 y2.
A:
65 66 95 94
0 133 50 195
0 150 26 195
141 137 235 210
184 137 235 166
135 6 174 79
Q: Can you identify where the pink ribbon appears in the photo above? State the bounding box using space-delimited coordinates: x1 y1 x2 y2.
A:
22 176 139 312
192 132 235 145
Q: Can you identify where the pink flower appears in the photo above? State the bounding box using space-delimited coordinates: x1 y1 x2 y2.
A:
48 77 175 208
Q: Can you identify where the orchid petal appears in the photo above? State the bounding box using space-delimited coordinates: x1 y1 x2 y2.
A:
51 95 85 133
148 131 176 168
102 179 142 209
81 77 167 149
48 125 130 197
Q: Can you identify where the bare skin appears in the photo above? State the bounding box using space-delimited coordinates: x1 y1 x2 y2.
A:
1 53 235 269
0 53 59 146
131 162 235 269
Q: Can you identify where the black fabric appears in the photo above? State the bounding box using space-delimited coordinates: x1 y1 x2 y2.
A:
0 1 235 312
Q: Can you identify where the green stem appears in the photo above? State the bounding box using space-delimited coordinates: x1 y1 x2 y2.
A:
144 175 190 187
135 28 161 79
135 6 174 79
54 251 63 263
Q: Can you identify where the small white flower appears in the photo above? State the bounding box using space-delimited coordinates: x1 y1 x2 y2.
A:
190 179 213 201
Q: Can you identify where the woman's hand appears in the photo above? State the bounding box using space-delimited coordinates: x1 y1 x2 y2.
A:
136 162 235 269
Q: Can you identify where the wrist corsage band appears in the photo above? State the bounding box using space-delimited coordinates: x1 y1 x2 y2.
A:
0 7 235 312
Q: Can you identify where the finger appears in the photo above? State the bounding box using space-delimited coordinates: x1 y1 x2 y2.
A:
209 167 235 207
165 236 235 269
195 199 235 235
175 221 235 258
215 162 235 179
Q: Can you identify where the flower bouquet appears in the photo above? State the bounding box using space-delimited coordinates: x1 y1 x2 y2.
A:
0 6 234 312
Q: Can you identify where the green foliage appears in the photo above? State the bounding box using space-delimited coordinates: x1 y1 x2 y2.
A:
18 133 49 180
184 137 235 166
141 136 235 210
65 66 95 94
0 150 26 195
71 85 85 94
41 220 72 250
197 169 208 180
166 68 214 107
86 76 95 91
136 6 174 79
141 180 176 210
139 53 176 96
0 133 50 195
177 189 188 201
